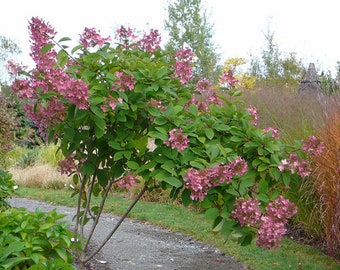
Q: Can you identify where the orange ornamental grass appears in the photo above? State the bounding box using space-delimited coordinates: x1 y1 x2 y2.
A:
310 107 340 258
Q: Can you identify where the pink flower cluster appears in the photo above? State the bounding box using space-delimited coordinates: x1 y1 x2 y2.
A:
118 173 138 189
247 105 258 126
173 48 194 85
28 17 57 70
112 71 137 92
220 70 238 87
264 126 280 139
101 95 123 112
11 17 90 135
58 154 76 175
164 128 189 152
6 60 27 76
184 157 247 201
302 136 325 157
231 197 262 226
79 27 111 48
138 29 161 54
278 154 311 178
115 26 136 48
232 196 297 249
185 78 222 112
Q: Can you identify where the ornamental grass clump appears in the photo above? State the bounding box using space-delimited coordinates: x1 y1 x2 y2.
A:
308 108 340 258
9 17 324 268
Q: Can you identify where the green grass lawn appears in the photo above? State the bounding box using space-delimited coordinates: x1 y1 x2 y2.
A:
14 187 340 270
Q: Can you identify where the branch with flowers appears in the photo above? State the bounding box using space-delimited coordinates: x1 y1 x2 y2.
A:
10 17 325 269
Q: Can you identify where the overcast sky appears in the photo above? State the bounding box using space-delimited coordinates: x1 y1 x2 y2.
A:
1 0 339 74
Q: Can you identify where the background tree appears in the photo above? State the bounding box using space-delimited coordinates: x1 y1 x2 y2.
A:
0 36 21 85
249 26 304 89
164 0 220 82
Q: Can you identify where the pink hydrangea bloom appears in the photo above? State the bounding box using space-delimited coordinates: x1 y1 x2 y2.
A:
231 197 262 227
112 71 137 92
79 27 111 48
58 154 76 175
247 105 258 126
302 136 325 157
164 128 189 152
138 29 161 54
278 154 311 178
256 216 286 250
115 26 137 48
173 48 194 85
6 60 27 76
184 157 247 201
220 70 238 87
118 173 138 189
266 196 297 223
264 126 280 139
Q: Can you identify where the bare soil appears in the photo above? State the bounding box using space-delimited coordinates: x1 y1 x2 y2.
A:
8 197 247 270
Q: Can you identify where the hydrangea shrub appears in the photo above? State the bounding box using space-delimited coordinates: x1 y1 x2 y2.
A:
10 17 324 266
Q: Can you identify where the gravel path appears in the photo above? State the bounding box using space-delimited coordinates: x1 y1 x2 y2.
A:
8 197 247 270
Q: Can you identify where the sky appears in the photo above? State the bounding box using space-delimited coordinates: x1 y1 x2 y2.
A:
1 0 339 74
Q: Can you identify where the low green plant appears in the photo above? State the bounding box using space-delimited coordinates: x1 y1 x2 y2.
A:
0 168 15 210
15 148 39 168
0 207 75 270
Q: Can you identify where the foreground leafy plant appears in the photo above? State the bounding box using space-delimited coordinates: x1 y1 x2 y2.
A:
0 208 75 270
10 17 323 269
0 168 15 210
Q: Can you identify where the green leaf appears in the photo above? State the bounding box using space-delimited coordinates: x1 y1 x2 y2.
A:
163 177 182 188
90 105 105 118
113 151 125 161
257 163 268 172
55 247 68 262
205 128 214 140
41 43 54 54
257 193 269 203
258 178 268 193
57 50 69 67
181 189 192 206
126 161 139 170
71 44 83 54
205 208 220 221
58 37 72 42
94 115 106 131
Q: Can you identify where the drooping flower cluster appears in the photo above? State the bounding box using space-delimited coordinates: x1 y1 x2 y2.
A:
302 135 325 157
28 17 57 70
184 158 248 201
264 126 280 139
247 105 258 126
231 197 262 226
185 78 223 112
278 154 311 178
257 196 297 249
173 48 194 85
164 128 189 152
138 29 161 54
11 17 90 136
79 27 111 48
232 196 297 249
220 70 239 87
112 71 137 92
118 173 138 189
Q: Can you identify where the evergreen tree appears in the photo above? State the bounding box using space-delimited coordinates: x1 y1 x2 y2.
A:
164 0 220 82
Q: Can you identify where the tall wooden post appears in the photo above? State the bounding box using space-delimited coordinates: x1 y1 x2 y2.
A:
298 63 323 92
